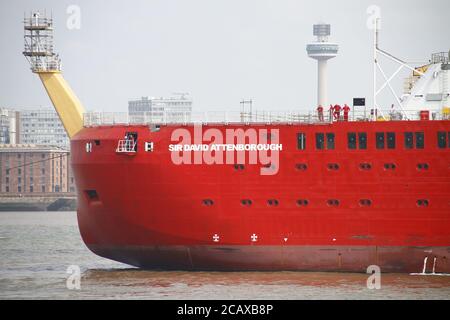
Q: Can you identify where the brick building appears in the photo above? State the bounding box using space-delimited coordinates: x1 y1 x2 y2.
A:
0 144 75 195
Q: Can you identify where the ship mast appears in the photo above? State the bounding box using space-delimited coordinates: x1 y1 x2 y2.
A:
23 11 85 138
371 18 427 121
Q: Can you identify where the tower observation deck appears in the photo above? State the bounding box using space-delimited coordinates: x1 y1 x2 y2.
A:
306 23 339 108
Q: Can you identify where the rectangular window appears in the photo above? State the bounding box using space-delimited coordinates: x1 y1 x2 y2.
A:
41 186 45 193
387 132 396 149
358 132 367 149
348 132 357 149
297 133 306 150
437 131 446 148
316 133 325 150
404 132 413 149
415 132 424 149
18 186 21 193
326 133 335 150
376 132 385 149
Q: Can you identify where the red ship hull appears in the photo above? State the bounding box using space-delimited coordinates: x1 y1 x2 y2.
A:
72 120 450 272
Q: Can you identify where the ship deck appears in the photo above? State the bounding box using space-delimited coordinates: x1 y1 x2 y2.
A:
83 109 449 127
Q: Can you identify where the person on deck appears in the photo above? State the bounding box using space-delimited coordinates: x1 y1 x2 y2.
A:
317 105 324 122
333 104 341 121
343 104 351 121
328 104 334 122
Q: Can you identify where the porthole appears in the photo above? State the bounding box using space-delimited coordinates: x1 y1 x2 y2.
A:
267 199 279 206
327 199 339 207
384 163 396 170
359 163 372 170
202 199 214 206
295 163 308 171
234 164 245 171
417 163 429 170
327 163 339 170
359 199 372 206
417 199 429 207
296 199 309 206
241 199 252 206
85 190 99 201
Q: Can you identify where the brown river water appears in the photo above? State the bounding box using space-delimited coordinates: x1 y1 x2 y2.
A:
0 211 449 300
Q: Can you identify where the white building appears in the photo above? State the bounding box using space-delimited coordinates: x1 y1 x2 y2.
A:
0 108 19 145
128 94 193 123
19 107 69 148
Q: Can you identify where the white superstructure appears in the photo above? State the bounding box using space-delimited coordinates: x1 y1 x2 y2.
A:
401 52 450 119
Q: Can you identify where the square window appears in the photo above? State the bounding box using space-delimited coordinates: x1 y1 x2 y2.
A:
437 131 446 148
404 132 413 149
376 132 385 149
387 132 396 149
415 132 424 149
348 133 357 149
297 133 306 150
358 132 367 149
326 133 335 150
316 133 325 150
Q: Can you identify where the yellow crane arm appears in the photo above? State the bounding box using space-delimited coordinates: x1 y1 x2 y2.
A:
37 71 85 138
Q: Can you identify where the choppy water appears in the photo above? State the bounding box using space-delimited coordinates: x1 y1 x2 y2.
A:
0 211 449 300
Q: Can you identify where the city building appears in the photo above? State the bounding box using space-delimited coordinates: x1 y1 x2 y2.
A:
0 144 75 195
19 107 69 148
0 107 69 148
0 108 19 144
128 94 193 123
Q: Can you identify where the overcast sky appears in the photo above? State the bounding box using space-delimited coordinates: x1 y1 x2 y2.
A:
0 0 448 113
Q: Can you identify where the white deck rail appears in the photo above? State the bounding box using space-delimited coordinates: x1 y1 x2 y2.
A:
84 109 448 127
116 139 136 153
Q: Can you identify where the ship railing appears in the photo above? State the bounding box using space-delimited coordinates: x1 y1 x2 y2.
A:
116 139 136 153
83 109 449 127
83 111 329 126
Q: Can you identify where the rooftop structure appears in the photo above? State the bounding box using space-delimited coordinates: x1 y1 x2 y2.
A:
306 23 339 108
128 94 193 123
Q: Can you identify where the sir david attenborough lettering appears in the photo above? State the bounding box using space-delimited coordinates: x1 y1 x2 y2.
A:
169 124 282 175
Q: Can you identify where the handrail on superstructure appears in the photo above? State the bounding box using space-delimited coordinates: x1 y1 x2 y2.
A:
83 109 448 127
116 140 137 153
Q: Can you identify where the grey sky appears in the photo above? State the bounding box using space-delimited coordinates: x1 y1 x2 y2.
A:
0 0 449 113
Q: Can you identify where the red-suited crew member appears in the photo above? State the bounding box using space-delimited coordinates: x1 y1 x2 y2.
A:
328 104 334 122
333 104 341 121
343 104 351 121
317 105 324 122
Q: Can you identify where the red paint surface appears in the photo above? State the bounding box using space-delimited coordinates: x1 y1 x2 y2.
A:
71 120 450 272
